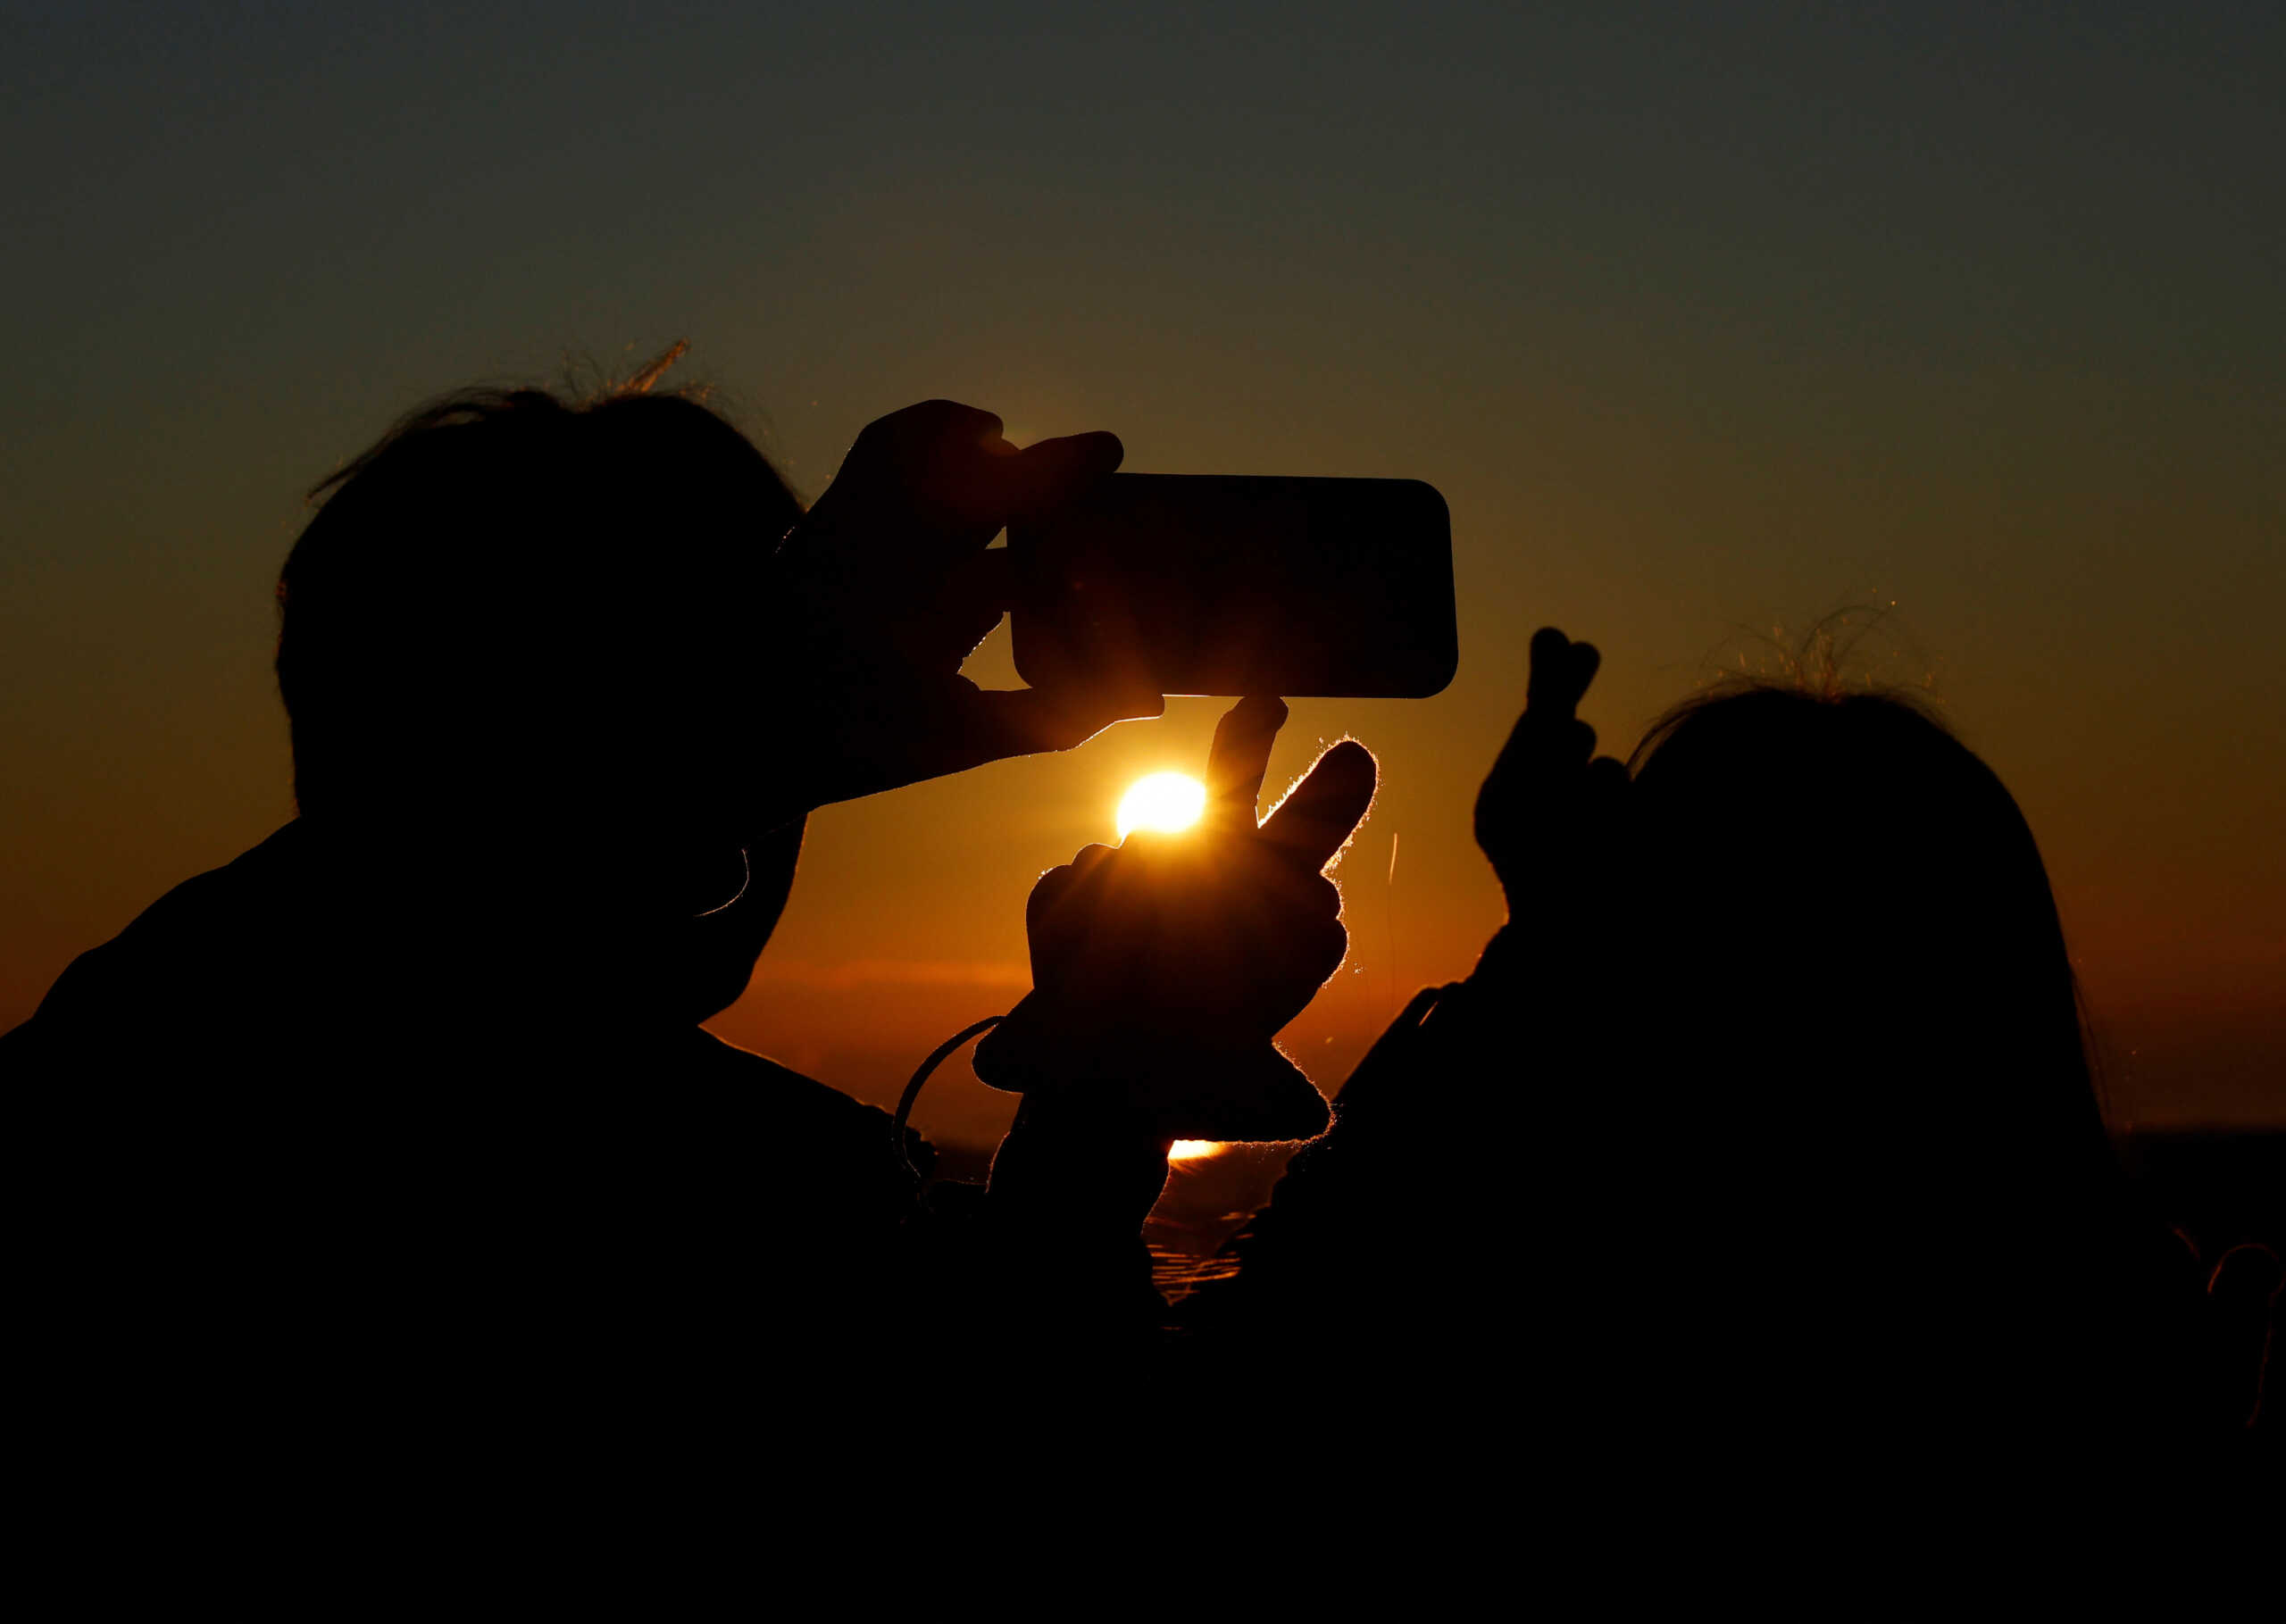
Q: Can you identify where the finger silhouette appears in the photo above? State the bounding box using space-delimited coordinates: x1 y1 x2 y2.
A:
1261 738 1378 872
1482 697 1594 797
1003 430 1124 524
1489 629 1600 786
962 682 1164 770
872 398 1005 453
1206 695 1288 831
1028 842 1117 933
1523 627 1600 721
1066 841 1116 882
857 400 1008 488
822 400 1015 547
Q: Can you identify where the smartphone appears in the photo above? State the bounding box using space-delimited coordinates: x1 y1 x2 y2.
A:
1008 474 1457 698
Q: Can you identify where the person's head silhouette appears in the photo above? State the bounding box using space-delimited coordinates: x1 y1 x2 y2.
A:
276 379 806 1019
1621 680 2158 1443
1629 685 2107 1178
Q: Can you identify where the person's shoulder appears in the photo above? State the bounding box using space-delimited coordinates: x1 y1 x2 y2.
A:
678 1029 859 1114
8 824 306 1053
79 822 305 959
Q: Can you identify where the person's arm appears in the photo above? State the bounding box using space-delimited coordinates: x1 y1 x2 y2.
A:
1177 629 1631 1342
967 695 1378 1350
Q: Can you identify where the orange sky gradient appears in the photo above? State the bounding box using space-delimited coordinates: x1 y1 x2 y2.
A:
3 6 2279 1138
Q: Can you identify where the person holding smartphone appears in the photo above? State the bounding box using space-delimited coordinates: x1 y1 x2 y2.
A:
4 381 1372 1494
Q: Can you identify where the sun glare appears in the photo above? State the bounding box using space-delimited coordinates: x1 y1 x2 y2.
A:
1116 771 1208 840
1168 1140 1224 1162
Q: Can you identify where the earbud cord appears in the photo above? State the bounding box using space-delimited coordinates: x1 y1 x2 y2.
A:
692 847 750 918
891 1015 1005 1187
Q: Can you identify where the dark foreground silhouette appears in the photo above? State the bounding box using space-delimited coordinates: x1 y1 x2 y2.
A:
1181 629 2279 1473
4 379 1385 1499
8 376 2273 1542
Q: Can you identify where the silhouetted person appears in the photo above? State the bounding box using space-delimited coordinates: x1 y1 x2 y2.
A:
975 693 1375 1305
1190 629 2248 1474
10 378 1358 1496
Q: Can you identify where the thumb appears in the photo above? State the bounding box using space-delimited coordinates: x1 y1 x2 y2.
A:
959 682 1166 769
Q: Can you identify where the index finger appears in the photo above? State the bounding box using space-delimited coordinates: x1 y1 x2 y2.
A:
1205 695 1287 831
952 681 1166 775
1002 430 1124 526
1260 738 1378 872
802 400 1014 555
1523 628 1601 722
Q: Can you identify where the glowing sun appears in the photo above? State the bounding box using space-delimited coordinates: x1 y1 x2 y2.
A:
1168 1140 1224 1162
1116 771 1207 840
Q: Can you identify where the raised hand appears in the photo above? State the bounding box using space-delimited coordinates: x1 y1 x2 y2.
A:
976 696 1377 1145
767 401 1164 819
1473 627 1629 930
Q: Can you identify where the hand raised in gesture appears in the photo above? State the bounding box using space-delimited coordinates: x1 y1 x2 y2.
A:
978 695 1377 1145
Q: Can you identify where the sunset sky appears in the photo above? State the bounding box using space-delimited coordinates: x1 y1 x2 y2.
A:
3 3 2279 1140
